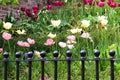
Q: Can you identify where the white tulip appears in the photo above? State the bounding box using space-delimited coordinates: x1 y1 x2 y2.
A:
48 32 56 39
51 20 61 27
98 16 107 21
101 19 108 26
81 20 90 28
3 22 12 29
16 30 26 35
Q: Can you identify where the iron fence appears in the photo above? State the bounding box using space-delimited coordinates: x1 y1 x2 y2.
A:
0 50 118 80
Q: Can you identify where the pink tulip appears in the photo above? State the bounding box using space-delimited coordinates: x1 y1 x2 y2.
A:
81 32 91 38
58 42 66 48
44 39 55 46
67 35 76 41
0 48 3 53
2 32 12 40
17 41 30 47
27 38 35 45
24 42 30 47
17 41 25 47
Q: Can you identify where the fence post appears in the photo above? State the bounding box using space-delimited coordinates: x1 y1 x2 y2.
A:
15 52 21 80
53 51 59 80
3 52 9 80
27 51 33 80
66 50 72 80
80 50 86 80
94 50 100 80
109 50 115 80
40 51 46 80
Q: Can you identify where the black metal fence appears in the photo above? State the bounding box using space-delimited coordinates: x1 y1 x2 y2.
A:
0 50 118 80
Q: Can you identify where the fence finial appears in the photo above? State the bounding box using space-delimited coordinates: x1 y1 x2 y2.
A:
15 52 21 58
66 50 72 57
40 51 46 58
80 50 86 57
27 51 33 58
53 51 59 57
3 52 9 58
109 50 115 57
94 50 100 57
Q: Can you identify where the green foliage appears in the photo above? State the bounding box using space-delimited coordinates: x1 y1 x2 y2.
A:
0 0 19 6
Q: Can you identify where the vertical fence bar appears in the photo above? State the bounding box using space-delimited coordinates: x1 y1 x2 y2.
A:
3 52 9 80
40 51 46 80
27 52 33 80
94 50 100 80
109 50 115 80
66 50 72 80
15 52 21 80
53 51 59 80
80 50 86 80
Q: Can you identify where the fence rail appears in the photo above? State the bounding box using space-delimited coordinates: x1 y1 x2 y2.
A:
0 50 118 80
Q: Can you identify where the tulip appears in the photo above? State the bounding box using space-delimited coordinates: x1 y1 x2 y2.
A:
97 2 105 7
81 32 91 38
2 32 12 40
100 19 108 26
44 39 55 46
25 8 32 17
67 35 76 41
51 20 61 27
32 6 39 14
98 16 107 21
46 4 52 10
3 22 12 30
81 20 90 28
20 7 26 12
48 33 56 39
16 29 26 35
17 41 30 47
67 44 74 49
34 50 40 57
27 38 35 45
58 42 66 48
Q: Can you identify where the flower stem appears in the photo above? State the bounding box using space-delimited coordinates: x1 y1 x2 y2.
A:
7 40 11 53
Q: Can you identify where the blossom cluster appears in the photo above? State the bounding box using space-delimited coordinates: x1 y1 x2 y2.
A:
17 38 35 47
20 5 39 20
78 0 120 8
46 0 64 10
1 21 35 52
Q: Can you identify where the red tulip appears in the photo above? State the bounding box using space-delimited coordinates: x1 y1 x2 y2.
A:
97 2 105 7
117 3 120 7
32 6 39 14
20 7 26 12
46 4 52 10
53 1 64 6
32 6 39 10
109 3 117 8
34 15 39 20
25 9 32 17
